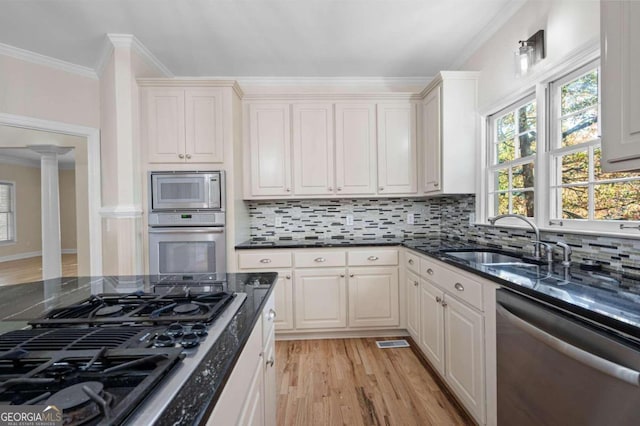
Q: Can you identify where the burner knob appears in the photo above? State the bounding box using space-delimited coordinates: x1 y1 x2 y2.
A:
166 323 184 337
181 332 200 349
191 323 208 336
154 334 175 348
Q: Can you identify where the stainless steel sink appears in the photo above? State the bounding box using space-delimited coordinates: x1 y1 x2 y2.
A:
444 250 525 265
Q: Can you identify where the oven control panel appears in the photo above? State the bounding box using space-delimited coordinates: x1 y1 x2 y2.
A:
149 212 225 226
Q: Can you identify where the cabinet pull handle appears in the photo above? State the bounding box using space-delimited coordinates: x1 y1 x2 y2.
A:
266 357 275 368
286 275 291 279
436 296 442 303
267 309 277 321
350 274 354 278
328 187 333 191
337 187 342 191
454 282 465 292
434 182 439 187
414 281 419 286
340 274 345 278
379 186 384 191
408 259 414 265
314 257 326 263
260 258 272 264
286 188 291 192
178 154 185 159
427 268 434 275
441 300 447 307
185 154 192 159
367 256 379 261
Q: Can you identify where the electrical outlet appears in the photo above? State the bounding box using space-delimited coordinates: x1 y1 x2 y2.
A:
407 213 415 225
469 212 475 225
275 216 283 227
345 214 354 226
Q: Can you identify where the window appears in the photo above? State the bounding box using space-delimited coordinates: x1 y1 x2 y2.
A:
0 182 15 243
549 63 640 225
487 96 537 218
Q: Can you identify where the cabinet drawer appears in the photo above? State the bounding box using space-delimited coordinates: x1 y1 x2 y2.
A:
238 252 292 269
295 251 346 268
349 249 398 266
406 251 420 273
440 268 483 311
420 257 445 281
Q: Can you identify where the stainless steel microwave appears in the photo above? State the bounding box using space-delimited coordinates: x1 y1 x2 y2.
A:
149 171 225 211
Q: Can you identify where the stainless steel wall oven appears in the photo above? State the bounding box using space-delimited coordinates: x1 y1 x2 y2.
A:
148 171 226 277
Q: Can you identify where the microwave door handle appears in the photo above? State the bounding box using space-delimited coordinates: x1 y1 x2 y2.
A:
148 228 224 234
497 304 640 387
209 177 220 208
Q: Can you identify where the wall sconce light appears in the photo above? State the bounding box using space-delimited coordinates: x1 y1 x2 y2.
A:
515 30 545 76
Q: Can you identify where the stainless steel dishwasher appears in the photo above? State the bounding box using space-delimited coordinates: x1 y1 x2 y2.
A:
497 288 640 425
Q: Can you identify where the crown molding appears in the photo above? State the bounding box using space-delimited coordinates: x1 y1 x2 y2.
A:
448 0 528 70
96 34 173 79
0 42 98 80
137 78 244 97
242 92 422 101
235 76 432 87
418 71 481 99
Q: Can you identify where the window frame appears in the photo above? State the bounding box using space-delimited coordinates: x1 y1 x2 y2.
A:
486 93 539 225
0 181 16 245
480 52 640 237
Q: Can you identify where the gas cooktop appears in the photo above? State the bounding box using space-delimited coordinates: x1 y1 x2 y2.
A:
0 287 247 425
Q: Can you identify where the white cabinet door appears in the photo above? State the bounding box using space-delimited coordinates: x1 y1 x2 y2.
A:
335 103 377 195
185 88 224 163
249 104 292 196
601 0 640 171
406 270 420 340
263 331 276 426
377 103 417 194
238 360 265 426
444 295 485 423
294 268 347 329
292 104 335 195
145 88 186 163
422 86 442 193
348 267 399 327
419 279 445 375
273 270 294 331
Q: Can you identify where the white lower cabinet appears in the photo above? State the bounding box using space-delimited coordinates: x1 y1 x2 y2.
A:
348 267 399 327
272 270 294 331
207 293 276 426
294 268 347 329
407 250 487 425
406 270 420 340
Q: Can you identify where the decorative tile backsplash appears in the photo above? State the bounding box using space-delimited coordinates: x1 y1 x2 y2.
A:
247 195 640 273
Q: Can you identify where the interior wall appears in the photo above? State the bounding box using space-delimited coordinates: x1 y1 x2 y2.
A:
0 163 41 260
0 54 100 128
59 168 77 251
460 0 599 110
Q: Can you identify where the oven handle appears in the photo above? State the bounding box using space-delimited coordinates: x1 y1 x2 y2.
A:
497 303 640 387
148 228 224 234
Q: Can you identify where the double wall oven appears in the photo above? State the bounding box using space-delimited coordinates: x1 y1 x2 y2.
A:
148 171 226 278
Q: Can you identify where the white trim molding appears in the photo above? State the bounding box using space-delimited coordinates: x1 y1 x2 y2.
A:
0 42 98 79
234 76 431 87
0 250 42 263
0 112 103 276
99 205 144 219
96 34 173 78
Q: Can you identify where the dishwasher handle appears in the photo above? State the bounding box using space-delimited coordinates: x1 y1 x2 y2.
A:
497 303 640 387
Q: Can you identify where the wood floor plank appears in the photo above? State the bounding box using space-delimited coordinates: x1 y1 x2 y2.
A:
0 254 77 286
276 337 473 426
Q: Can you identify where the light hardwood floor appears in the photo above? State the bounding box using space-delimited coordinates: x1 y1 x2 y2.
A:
276 338 472 426
0 254 78 286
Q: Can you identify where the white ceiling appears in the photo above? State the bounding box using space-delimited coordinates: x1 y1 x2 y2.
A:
0 0 523 77
0 126 78 168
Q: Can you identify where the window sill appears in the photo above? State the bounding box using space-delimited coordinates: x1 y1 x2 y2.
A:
472 222 640 240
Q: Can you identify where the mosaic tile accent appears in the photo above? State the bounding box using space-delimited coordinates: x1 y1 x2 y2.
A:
247 198 441 239
247 195 640 273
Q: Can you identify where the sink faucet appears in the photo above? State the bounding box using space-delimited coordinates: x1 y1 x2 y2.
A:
487 214 542 260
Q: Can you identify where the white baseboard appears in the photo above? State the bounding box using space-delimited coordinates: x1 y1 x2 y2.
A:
275 329 409 341
0 251 42 262
62 249 78 254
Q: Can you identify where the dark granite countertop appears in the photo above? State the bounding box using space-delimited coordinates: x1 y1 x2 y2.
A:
0 273 277 426
236 236 640 342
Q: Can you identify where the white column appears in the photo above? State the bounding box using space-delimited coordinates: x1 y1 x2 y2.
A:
28 145 71 280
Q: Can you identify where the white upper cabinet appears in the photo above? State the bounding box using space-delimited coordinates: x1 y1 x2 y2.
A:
248 103 292 197
335 104 377 195
377 103 418 194
144 87 224 164
420 72 478 195
600 0 640 171
292 104 335 195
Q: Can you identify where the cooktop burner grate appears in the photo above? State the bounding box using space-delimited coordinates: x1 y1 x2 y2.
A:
0 327 154 353
29 290 236 326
